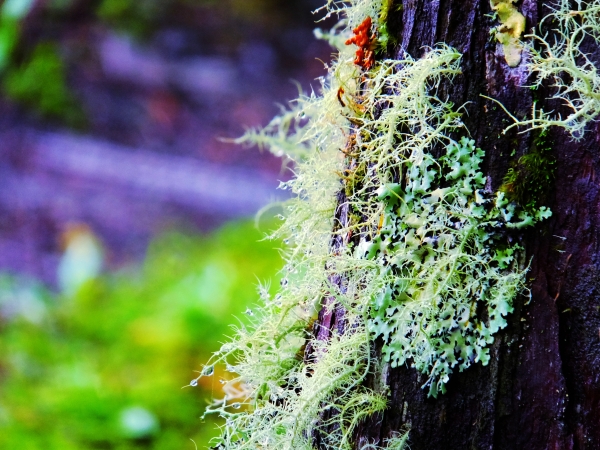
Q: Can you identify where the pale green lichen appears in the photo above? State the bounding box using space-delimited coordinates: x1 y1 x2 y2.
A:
493 0 600 137
204 325 386 450
365 137 549 397
197 0 551 447
489 0 527 67
316 0 391 29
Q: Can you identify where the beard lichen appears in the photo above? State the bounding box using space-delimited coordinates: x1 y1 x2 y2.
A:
490 0 600 138
196 0 551 448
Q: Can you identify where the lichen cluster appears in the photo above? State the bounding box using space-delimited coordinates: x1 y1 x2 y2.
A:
366 137 550 396
195 0 552 448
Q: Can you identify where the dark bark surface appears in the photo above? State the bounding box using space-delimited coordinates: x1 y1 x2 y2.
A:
311 0 600 449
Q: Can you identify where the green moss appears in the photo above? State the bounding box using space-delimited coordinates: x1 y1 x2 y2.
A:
500 130 556 210
342 161 368 198
375 0 395 50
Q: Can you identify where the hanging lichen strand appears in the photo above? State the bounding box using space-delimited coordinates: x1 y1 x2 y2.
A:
196 0 550 448
491 0 600 138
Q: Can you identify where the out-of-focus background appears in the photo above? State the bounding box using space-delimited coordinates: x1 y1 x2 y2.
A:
0 0 331 447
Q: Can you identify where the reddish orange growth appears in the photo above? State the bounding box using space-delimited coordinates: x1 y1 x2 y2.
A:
337 87 346 107
345 16 375 70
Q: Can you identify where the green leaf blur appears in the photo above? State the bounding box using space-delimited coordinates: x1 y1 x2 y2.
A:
0 219 282 449
2 42 84 127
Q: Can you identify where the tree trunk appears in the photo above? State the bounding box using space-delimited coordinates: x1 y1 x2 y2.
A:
310 1 600 448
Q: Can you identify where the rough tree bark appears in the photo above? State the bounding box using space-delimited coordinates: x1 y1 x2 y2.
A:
308 1 600 449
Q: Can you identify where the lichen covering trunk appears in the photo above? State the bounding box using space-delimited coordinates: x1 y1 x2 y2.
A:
196 1 600 449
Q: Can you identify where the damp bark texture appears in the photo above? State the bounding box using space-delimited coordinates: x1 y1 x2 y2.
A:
308 0 600 449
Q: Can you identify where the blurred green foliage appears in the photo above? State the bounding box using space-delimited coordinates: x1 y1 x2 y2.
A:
0 0 310 125
0 0 85 125
0 220 282 449
0 0 35 70
95 0 288 38
2 42 84 127
96 0 172 38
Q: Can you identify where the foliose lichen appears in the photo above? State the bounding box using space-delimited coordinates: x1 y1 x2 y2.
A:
365 137 550 397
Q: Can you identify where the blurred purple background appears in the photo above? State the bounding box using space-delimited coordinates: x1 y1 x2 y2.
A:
0 0 332 284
